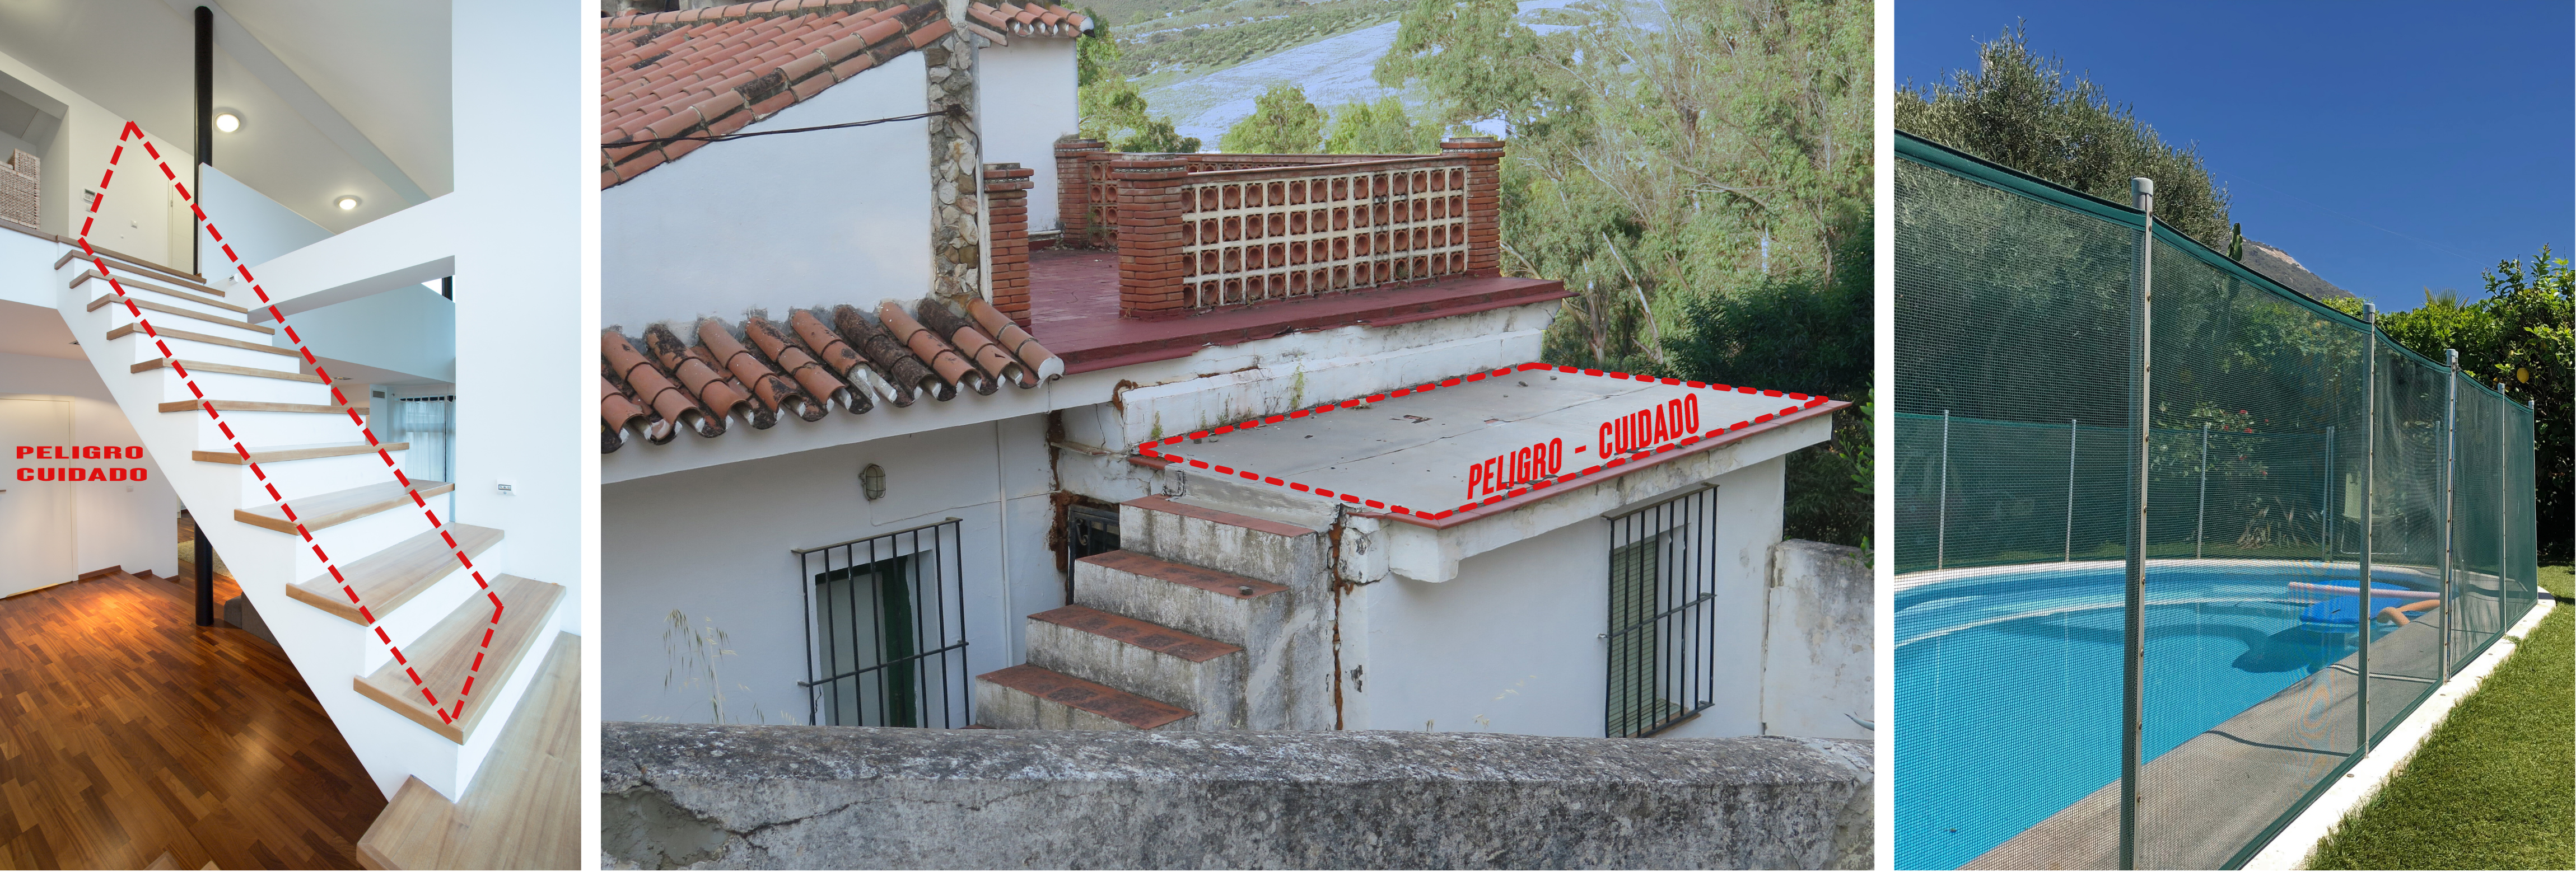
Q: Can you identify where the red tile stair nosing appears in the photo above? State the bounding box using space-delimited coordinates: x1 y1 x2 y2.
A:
1028 604 1243 663
976 663 1194 729
1076 550 1289 600
1123 494 1316 537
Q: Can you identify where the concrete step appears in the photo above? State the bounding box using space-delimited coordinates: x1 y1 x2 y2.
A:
353 574 566 744
1024 605 1245 729
1071 549 1288 647
1119 494 1330 589
973 663 1196 730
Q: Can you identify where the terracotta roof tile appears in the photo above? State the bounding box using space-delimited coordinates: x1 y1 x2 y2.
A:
599 1 962 189
600 299 1060 452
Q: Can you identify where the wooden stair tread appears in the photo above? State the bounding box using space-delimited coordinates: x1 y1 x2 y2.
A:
358 634 580 870
160 399 366 415
87 292 271 331
108 322 297 357
1124 494 1318 537
193 441 407 465
1077 550 1289 600
1029 604 1242 662
133 357 320 382
77 270 252 312
242 479 457 535
286 522 498 625
55 247 221 294
353 574 564 744
976 663 1194 729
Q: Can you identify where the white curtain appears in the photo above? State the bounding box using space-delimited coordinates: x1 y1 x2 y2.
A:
394 395 454 483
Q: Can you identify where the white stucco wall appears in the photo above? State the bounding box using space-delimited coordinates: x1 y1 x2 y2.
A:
0 349 182 595
601 412 1061 725
601 51 932 334
198 164 332 266
1345 454 1786 738
285 283 457 383
975 37 1077 234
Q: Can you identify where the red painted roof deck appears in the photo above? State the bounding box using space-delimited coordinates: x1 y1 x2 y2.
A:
1026 249 1573 374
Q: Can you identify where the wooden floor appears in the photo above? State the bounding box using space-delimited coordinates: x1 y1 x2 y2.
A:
0 570 384 869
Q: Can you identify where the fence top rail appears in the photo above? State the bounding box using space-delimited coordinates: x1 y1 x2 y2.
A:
791 517 962 555
1896 130 2422 354
1178 154 1472 185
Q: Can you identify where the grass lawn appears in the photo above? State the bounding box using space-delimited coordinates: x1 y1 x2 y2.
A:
2308 564 2574 869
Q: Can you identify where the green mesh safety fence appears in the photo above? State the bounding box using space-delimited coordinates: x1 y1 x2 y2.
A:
1894 132 2541 871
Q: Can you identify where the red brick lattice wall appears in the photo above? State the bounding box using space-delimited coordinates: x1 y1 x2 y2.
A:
984 162 1035 326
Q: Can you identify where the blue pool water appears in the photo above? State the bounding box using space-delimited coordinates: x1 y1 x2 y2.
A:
1892 564 2419 870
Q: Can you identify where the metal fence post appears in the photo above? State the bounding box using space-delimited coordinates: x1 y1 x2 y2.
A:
2440 351 2457 683
2196 421 2210 559
2358 305 2377 754
1939 409 1950 570
2120 177 2154 871
2498 382 2509 619
2068 419 2079 562
2321 425 2335 560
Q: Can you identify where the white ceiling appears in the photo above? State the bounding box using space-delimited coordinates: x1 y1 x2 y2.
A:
0 0 451 234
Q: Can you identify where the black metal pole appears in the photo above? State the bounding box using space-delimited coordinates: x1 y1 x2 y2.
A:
194 6 212 276
193 513 214 626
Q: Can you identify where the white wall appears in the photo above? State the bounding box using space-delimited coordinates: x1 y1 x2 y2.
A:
287 284 456 383
601 52 931 334
449 0 593 637
976 37 1077 234
0 49 193 265
1348 454 1786 738
601 413 1060 724
198 163 332 266
0 350 182 588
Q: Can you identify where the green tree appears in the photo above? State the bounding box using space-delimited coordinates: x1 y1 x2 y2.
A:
1075 9 1201 153
2337 247 2572 561
1896 24 2234 249
1323 96 1440 154
1219 83 1327 154
1373 0 1548 129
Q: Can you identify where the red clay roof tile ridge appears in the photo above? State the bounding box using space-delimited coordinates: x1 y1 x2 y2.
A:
641 324 759 429
680 343 779 429
830 305 950 403
699 317 827 423
965 297 1062 381
792 308 914 407
603 329 722 438
875 300 990 396
745 315 872 415
915 297 1032 389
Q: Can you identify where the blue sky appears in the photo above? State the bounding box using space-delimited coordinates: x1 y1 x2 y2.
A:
1897 2 2574 311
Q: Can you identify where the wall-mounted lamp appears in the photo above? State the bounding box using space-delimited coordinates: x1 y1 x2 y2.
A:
213 111 241 133
335 195 361 211
860 463 886 501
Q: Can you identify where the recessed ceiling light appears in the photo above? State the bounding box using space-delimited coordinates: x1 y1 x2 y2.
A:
214 111 241 133
335 195 361 211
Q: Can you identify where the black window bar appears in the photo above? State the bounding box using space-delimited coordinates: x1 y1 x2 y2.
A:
1606 486 1720 738
795 518 970 728
1066 503 1121 562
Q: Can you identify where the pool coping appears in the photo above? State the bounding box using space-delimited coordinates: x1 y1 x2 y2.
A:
2240 594 2559 870
1896 558 2443 592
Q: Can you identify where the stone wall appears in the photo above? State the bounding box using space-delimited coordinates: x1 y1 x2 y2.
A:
924 32 981 306
608 725 1875 869
602 724 1872 870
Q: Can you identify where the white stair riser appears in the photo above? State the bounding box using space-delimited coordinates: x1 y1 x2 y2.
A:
214 448 409 504
106 330 298 369
972 678 1197 732
1024 620 1243 730
150 369 337 405
360 540 509 675
1074 562 1285 646
180 408 373 450
1117 504 1329 589
83 297 278 345
69 278 248 323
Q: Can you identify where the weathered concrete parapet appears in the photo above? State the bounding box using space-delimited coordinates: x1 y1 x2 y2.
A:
603 724 1873 870
1764 540 1873 740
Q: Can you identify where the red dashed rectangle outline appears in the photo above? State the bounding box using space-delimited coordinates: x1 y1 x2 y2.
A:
83 123 503 727
1131 362 1839 524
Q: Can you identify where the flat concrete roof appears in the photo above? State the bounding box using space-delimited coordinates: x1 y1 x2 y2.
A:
1139 363 1843 524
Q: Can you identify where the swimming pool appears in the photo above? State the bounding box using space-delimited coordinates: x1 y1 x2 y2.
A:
1892 560 2437 870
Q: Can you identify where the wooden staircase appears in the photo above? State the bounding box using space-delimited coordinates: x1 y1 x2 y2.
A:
54 240 577 869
